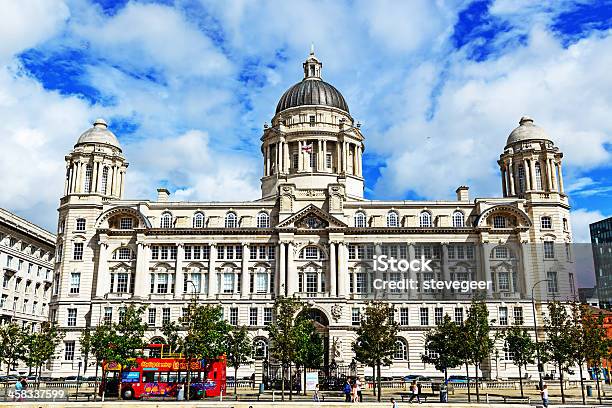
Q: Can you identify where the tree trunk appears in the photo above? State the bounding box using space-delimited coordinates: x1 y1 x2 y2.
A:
475 364 480 402
518 364 524 398
377 363 382 402
289 363 293 401
578 362 585 405
281 364 285 401
465 363 471 402
234 366 238 397
118 369 123 400
558 363 566 404
372 364 376 396
303 367 307 396
444 368 448 383
186 359 191 401
596 363 602 405
94 360 99 402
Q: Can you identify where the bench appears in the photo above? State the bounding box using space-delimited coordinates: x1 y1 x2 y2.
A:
399 392 430 402
502 395 530 404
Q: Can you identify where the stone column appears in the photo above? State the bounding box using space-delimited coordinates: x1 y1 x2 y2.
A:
551 160 558 191
317 140 323 171
119 170 125 198
530 159 537 191
134 242 149 298
501 168 507 196
95 242 109 297
283 141 290 173
286 242 296 296
337 242 348 297
175 244 184 298
329 242 337 297
481 243 493 298
546 158 553 191
298 141 304 172
91 161 99 193
357 145 362 176
279 242 286 296
558 162 564 193
208 243 217 297
323 140 328 171
74 162 82 193
523 159 531 191
508 160 515 196
265 144 270 176
241 243 249 298
336 142 341 173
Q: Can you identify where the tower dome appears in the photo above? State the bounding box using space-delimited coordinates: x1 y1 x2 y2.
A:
76 118 121 150
275 49 349 114
506 116 550 145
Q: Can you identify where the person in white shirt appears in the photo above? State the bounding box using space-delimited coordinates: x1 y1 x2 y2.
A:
356 377 362 402
541 384 549 407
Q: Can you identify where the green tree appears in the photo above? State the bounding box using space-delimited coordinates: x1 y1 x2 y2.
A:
87 323 117 401
464 298 494 402
421 314 463 382
25 322 65 388
352 301 398 402
183 304 230 399
161 320 183 354
542 301 574 404
504 326 536 397
0 323 27 398
266 296 304 401
226 325 253 396
580 305 609 404
294 317 324 395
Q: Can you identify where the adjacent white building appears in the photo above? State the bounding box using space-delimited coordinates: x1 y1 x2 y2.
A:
49 50 575 380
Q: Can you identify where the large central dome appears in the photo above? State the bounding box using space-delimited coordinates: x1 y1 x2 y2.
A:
275 49 349 115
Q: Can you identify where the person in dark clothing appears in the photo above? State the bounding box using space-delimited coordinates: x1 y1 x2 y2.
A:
344 379 352 402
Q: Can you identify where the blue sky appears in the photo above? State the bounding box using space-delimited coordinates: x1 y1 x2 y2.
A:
1 0 611 250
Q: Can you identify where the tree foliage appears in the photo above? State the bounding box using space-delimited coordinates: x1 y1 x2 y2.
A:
421 314 463 380
226 325 253 395
542 301 574 404
464 298 494 402
504 326 535 397
352 301 398 401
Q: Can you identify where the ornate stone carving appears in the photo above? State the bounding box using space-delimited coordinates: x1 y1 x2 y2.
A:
331 304 342 322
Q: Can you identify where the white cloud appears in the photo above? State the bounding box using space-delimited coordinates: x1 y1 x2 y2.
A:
570 208 609 243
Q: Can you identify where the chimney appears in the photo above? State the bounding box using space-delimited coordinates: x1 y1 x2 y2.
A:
456 186 469 201
157 188 170 202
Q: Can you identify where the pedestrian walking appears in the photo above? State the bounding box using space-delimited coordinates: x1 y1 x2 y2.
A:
408 380 421 404
14 377 24 402
352 380 358 402
541 384 549 407
391 397 399 408
312 383 320 402
356 377 363 402
344 379 352 402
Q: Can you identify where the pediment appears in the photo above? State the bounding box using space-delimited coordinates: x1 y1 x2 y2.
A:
276 204 347 230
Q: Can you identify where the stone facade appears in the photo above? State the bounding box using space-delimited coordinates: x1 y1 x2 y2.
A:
49 51 575 379
0 208 55 373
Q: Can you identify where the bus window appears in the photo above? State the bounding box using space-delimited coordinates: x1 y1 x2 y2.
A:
143 372 155 383
168 372 178 383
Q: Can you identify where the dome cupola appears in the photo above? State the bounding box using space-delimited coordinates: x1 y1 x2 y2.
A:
506 116 550 145
76 118 122 150
275 48 349 114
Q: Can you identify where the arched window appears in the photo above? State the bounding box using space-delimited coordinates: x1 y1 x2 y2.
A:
452 211 465 227
386 211 399 227
257 212 270 228
160 212 173 229
253 338 268 359
354 212 366 228
534 162 543 190
419 211 432 227
393 338 408 360
84 165 92 193
113 247 135 260
193 212 205 228
101 167 109 195
225 212 238 228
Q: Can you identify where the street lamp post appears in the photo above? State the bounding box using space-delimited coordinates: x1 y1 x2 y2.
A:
185 280 199 401
532 279 551 390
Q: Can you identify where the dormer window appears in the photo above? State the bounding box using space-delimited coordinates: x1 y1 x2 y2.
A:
387 211 399 227
419 212 432 228
193 212 205 228
225 212 238 228
160 212 173 229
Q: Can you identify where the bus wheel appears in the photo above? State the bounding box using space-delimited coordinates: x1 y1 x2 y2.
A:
122 387 134 400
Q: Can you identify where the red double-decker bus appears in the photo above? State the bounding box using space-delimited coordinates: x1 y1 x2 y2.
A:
102 345 226 400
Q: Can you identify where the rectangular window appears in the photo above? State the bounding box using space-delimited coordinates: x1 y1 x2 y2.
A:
73 243 83 260
249 308 258 326
352 308 361 326
493 216 506 228
148 308 156 327
326 152 332 169
117 273 129 293
76 218 86 231
434 307 443 325
547 271 558 293
292 153 299 170
103 307 113 324
2 274 9 289
454 308 464 324
161 246 168 260
256 273 268 293
119 307 126 323
151 245 159 259
309 115 315 126
420 307 429 326
513 307 524 325
157 274 169 293
400 308 409 326
170 246 177 260
223 273 234 293
70 272 80 294
263 308 273 325
229 307 238 325
544 241 555 259
306 273 317 293
356 273 366 294
64 341 75 361
304 247 318 259
569 273 576 295
67 308 77 327
120 217 133 229
348 245 356 260
499 307 508 326
162 308 171 325
541 216 552 229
